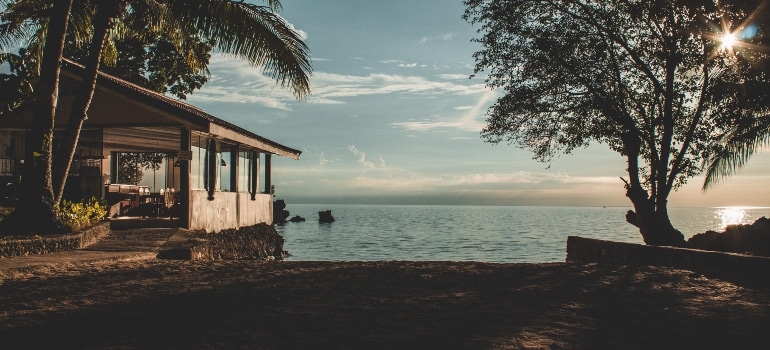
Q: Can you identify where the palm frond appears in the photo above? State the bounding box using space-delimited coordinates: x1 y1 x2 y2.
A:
159 0 311 99
0 0 47 52
702 114 770 190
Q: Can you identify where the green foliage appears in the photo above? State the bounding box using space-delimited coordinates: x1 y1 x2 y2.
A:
57 196 107 230
464 0 770 200
0 50 36 115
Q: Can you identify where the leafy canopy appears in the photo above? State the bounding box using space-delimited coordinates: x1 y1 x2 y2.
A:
464 0 770 198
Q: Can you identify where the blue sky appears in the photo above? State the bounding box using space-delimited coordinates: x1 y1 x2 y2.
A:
183 0 770 208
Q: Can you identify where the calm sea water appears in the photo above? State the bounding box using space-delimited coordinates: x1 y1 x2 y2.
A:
274 204 770 263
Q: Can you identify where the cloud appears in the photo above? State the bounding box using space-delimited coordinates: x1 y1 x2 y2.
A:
343 169 621 194
419 32 456 44
187 54 489 112
317 152 332 168
310 72 488 101
284 20 308 40
392 90 497 132
398 63 418 68
347 145 375 169
437 73 471 80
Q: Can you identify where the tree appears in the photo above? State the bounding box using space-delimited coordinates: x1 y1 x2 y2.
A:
464 0 770 246
0 0 74 233
0 0 311 235
701 6 770 190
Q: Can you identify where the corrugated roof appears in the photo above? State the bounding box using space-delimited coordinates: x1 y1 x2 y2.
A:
61 58 301 160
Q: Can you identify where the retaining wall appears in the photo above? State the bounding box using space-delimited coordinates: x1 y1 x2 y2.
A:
566 236 770 289
0 221 111 258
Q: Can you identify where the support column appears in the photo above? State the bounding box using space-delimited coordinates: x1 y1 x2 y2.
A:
206 138 217 200
250 150 258 200
179 128 191 228
264 153 272 195
230 144 239 192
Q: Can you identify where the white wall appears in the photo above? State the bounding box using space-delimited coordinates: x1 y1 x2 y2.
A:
189 190 273 233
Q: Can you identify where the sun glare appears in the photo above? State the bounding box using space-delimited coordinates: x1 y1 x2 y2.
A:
716 207 747 229
720 33 738 51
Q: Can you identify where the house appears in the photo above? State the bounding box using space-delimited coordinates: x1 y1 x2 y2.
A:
0 59 301 232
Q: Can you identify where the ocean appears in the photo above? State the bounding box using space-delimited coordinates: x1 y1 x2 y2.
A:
274 204 770 263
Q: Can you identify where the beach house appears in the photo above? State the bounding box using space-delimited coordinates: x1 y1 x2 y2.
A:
0 59 300 232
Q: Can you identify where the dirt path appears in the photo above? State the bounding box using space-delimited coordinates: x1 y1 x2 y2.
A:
1 259 768 349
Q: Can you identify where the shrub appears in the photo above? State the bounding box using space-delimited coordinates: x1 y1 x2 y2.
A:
58 197 108 230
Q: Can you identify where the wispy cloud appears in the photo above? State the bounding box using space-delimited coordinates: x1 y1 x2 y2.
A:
392 90 496 132
347 145 376 169
437 73 471 80
188 54 489 113
419 32 456 44
309 72 488 102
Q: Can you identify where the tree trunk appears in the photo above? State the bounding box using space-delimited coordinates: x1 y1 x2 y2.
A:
52 3 119 206
622 131 685 247
1 0 74 235
625 184 686 247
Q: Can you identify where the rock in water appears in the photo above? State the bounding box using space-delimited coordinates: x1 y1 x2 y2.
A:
289 215 306 222
273 199 290 224
318 210 335 223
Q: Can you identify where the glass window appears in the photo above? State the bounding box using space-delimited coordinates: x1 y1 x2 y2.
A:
190 134 206 190
219 144 232 192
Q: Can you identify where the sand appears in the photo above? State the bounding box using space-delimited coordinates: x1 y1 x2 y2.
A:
1 258 768 349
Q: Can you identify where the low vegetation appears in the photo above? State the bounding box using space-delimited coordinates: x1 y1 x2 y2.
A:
0 197 107 237
57 197 108 231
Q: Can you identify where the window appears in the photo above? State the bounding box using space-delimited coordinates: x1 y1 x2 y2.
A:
237 150 258 193
219 144 232 192
190 134 206 189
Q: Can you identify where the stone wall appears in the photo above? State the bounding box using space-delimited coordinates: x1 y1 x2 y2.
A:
157 223 285 261
566 236 770 289
0 221 111 258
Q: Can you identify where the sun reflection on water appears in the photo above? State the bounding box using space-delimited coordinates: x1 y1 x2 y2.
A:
715 207 748 230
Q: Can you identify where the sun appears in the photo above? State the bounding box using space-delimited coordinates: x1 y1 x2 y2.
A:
719 32 738 51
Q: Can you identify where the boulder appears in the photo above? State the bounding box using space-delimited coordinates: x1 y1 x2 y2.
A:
273 199 290 224
289 215 306 222
318 210 335 223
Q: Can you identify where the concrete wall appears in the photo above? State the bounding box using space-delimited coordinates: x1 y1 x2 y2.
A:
189 190 273 233
566 236 770 289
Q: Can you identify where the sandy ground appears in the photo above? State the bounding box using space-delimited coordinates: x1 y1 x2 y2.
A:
1 228 769 349
1 256 769 349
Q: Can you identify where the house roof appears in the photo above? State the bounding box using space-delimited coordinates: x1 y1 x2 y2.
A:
60 59 301 160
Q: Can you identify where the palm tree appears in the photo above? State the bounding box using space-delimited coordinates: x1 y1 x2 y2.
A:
0 0 74 233
702 115 770 191
0 0 312 234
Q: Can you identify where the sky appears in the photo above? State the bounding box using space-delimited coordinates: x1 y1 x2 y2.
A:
181 0 770 208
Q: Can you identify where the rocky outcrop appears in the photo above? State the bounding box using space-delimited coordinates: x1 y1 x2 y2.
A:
158 223 287 260
687 217 770 257
289 215 306 222
319 210 335 223
273 199 290 224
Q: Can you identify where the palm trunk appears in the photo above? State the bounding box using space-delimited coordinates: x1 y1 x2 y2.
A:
52 3 118 206
1 0 74 235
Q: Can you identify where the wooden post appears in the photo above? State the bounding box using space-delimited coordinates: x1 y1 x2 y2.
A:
230 144 238 192
206 138 217 200
264 153 272 195
179 128 191 228
250 150 258 200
